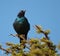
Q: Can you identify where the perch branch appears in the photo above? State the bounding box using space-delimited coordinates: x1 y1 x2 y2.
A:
0 46 11 53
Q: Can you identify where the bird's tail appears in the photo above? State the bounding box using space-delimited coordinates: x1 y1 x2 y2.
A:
18 34 27 48
19 34 27 43
20 38 23 43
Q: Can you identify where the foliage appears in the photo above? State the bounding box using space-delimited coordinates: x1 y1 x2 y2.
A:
0 25 60 56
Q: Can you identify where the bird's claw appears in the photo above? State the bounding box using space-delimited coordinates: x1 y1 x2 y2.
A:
19 34 25 40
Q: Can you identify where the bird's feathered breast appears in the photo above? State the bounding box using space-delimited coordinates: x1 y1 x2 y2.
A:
13 17 30 34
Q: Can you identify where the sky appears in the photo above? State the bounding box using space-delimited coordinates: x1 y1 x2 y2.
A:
0 0 60 55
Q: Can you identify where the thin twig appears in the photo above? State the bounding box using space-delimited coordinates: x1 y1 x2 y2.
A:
0 47 11 53
9 34 18 37
41 30 49 40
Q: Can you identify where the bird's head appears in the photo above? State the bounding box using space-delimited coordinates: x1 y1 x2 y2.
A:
17 10 26 18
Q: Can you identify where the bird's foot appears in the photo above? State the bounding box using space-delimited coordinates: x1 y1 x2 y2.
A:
18 34 25 40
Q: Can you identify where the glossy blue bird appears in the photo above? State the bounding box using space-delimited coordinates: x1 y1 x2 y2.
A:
13 10 30 43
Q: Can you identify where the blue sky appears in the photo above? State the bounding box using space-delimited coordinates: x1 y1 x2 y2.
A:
0 0 60 55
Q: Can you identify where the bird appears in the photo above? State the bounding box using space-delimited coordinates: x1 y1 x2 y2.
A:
13 10 30 43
